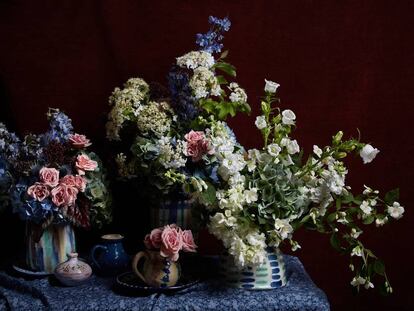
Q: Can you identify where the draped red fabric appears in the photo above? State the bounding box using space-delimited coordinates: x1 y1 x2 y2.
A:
0 1 413 309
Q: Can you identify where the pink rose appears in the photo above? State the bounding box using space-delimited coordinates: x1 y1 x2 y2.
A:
75 154 98 175
181 230 197 252
143 227 163 249
184 130 214 162
39 167 60 187
160 225 183 262
51 184 78 207
69 133 92 149
184 130 204 143
27 182 50 201
60 175 87 192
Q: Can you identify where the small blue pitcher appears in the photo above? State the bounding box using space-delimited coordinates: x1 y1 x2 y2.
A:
90 234 129 275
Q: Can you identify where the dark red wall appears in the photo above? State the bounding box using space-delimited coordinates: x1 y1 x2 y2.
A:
1 1 413 310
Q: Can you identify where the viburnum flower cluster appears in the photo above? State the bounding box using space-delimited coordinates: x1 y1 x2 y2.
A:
144 224 197 261
106 16 403 294
0 109 112 229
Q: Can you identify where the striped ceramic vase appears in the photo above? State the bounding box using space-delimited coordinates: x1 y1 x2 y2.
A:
219 247 287 289
150 199 192 229
25 222 76 273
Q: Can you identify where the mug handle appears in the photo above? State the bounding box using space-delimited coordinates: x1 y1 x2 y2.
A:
132 251 149 284
90 244 107 270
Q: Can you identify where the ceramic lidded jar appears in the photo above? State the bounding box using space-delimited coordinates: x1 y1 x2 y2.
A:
54 253 92 286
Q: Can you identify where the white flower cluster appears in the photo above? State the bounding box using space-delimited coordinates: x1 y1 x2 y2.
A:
106 78 149 140
136 101 174 137
157 136 187 169
189 67 221 99
176 51 215 69
228 83 247 103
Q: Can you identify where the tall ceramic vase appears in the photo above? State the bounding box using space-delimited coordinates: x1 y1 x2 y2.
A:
25 222 76 274
219 247 287 290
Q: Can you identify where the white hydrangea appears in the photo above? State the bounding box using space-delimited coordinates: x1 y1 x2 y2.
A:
176 51 215 69
218 153 246 180
136 101 174 137
188 67 221 99
228 82 248 103
157 136 187 169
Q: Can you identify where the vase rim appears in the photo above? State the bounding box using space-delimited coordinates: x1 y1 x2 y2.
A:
101 233 124 241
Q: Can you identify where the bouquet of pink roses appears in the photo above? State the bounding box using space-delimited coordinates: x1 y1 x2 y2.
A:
144 224 197 261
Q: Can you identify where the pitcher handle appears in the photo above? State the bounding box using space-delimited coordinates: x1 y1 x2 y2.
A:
90 244 107 270
132 251 149 284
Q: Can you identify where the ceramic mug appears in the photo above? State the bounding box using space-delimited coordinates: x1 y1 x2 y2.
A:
90 234 129 275
132 250 180 288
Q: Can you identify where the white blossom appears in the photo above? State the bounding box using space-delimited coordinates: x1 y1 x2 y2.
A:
351 246 364 257
255 116 267 130
375 216 388 227
281 109 296 125
313 145 323 158
387 202 404 219
244 188 258 204
176 51 215 69
267 143 281 157
350 228 362 239
264 79 280 93
360 144 380 164
359 200 372 215
351 276 366 287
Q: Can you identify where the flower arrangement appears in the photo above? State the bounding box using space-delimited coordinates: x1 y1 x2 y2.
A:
0 109 112 229
144 224 197 261
106 16 403 293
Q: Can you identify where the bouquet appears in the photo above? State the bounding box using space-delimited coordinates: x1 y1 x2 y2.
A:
106 16 403 293
0 109 112 229
144 224 197 261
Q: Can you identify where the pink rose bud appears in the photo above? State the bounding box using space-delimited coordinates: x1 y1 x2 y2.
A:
27 182 50 201
69 133 92 149
39 167 60 187
160 225 183 262
181 230 197 252
184 130 214 162
149 227 163 249
75 154 98 175
184 130 204 142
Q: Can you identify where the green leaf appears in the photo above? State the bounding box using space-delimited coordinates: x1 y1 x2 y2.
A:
214 61 237 77
216 75 228 85
342 193 354 204
199 182 217 206
330 233 341 251
373 259 385 276
384 188 399 205
327 212 337 223
362 215 375 225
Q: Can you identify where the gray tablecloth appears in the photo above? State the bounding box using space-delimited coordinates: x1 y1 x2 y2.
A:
0 256 329 311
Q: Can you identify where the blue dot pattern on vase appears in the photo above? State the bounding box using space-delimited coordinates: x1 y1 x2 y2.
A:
160 259 171 288
221 247 287 289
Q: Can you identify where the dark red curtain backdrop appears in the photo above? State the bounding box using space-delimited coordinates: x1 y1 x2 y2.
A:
0 1 413 310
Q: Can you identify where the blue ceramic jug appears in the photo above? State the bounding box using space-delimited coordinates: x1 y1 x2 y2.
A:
90 234 129 275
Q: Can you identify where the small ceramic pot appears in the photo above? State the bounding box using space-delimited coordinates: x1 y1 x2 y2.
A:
132 250 181 288
90 234 129 275
54 253 92 286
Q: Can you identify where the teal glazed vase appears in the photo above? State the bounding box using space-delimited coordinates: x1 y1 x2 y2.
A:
219 247 287 289
90 234 129 275
25 222 76 274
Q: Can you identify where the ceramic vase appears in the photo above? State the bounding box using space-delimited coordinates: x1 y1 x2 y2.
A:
25 222 76 274
132 250 181 288
90 234 129 275
54 253 92 286
150 198 192 229
219 247 287 289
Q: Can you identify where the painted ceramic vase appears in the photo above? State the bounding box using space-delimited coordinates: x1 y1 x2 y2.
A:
151 198 192 230
54 253 92 286
25 222 76 274
219 247 287 290
90 234 129 275
132 250 181 288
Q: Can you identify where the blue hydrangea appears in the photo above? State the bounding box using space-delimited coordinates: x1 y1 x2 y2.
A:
0 123 21 161
42 109 74 144
168 67 199 122
196 16 231 54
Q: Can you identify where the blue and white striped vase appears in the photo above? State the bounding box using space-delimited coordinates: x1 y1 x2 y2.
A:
219 247 287 289
151 199 192 229
25 222 76 274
